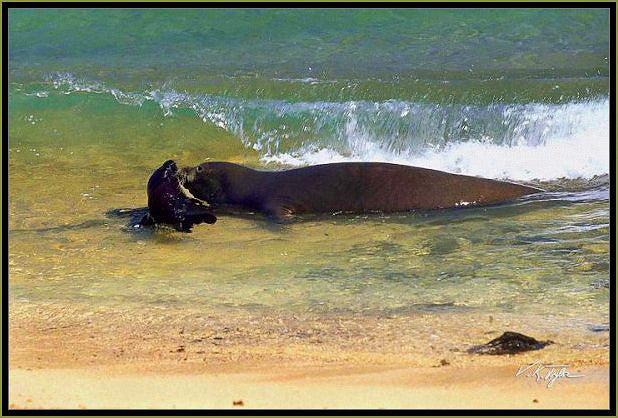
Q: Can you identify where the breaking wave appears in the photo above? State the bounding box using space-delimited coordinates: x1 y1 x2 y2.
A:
33 73 611 181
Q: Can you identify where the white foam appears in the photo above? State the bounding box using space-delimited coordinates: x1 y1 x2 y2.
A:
263 100 609 181
47 72 146 106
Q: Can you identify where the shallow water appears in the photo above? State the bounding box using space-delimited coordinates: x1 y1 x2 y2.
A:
8 9 610 333
8 143 610 324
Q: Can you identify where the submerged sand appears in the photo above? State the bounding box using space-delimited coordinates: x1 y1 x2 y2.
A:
8 301 610 409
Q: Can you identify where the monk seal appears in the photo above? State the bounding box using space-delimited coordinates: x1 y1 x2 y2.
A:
141 160 216 232
142 160 541 229
143 160 542 231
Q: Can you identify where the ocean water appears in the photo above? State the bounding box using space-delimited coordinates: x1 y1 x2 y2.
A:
8 9 610 330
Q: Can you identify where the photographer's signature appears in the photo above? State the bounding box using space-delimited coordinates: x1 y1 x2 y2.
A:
516 360 584 387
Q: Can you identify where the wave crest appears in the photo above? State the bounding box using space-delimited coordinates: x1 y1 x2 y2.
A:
41 73 610 181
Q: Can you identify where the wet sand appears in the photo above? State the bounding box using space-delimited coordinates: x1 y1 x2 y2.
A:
8 301 610 409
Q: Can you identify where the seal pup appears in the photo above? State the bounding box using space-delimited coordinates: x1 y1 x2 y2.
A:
141 160 216 232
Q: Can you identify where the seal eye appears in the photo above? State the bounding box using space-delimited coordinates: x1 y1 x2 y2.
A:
196 166 203 173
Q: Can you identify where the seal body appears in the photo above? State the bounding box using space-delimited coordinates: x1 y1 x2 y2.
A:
180 161 542 221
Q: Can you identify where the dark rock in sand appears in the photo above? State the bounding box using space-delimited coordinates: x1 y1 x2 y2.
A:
467 331 554 355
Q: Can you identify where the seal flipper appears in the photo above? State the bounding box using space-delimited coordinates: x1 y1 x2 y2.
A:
177 199 217 232
184 199 217 224
139 212 155 226
263 202 295 223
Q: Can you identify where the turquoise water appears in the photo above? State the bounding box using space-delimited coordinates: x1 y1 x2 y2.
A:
8 9 610 329
9 9 609 80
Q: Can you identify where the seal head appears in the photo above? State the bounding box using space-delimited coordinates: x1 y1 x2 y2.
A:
143 160 216 232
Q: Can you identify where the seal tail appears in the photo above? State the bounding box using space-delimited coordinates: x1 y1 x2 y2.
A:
450 178 543 207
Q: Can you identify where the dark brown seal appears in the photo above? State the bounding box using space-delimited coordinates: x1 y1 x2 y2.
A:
179 161 542 222
141 160 216 232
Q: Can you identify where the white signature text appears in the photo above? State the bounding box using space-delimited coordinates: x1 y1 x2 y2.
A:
515 360 584 387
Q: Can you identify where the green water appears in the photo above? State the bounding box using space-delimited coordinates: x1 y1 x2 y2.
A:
9 9 609 81
8 9 610 331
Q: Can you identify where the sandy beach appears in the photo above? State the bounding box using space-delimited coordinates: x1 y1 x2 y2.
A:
8 365 610 410
8 302 610 410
